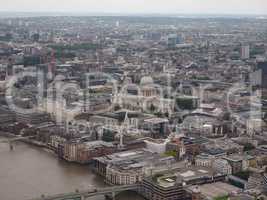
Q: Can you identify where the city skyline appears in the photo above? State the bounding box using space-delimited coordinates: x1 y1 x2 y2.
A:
0 0 267 15
1 1 267 200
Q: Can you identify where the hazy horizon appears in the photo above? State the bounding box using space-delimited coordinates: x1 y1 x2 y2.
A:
0 0 267 15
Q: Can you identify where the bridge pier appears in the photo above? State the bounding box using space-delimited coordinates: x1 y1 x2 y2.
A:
105 192 116 200
112 191 116 200
28 184 140 200
9 141 14 151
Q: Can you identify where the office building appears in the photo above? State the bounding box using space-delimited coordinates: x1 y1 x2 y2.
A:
213 158 232 175
241 45 250 59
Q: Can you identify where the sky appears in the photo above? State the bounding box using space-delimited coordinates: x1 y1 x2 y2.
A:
1 0 267 15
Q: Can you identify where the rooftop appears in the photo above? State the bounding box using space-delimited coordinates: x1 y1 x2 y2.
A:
147 165 224 189
188 182 240 199
95 148 175 173
144 117 169 124
204 148 226 156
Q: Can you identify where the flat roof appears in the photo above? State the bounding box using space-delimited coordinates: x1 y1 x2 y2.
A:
181 170 195 178
144 118 169 124
188 182 240 199
118 152 138 158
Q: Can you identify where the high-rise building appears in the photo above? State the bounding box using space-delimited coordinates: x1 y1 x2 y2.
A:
167 34 182 48
241 45 250 59
250 61 267 89
6 57 13 77
36 64 48 98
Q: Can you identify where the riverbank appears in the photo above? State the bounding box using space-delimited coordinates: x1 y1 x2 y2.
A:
0 131 55 150
0 139 144 200
0 131 17 138
0 132 146 200
0 139 109 200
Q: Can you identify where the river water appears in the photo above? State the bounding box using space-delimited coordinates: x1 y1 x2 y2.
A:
0 137 144 200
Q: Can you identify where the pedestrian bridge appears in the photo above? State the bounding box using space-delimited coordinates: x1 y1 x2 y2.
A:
0 135 34 143
0 135 35 150
29 184 140 200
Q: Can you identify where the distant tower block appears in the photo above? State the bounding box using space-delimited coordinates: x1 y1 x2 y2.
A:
6 57 14 77
48 50 56 80
116 21 120 27
36 64 49 99
241 45 250 59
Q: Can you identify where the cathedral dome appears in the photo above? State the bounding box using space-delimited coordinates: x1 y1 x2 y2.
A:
140 76 154 85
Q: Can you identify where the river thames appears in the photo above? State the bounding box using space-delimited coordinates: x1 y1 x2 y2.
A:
0 137 144 200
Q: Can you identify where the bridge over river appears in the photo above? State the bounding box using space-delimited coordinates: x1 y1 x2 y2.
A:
0 135 35 150
29 184 140 200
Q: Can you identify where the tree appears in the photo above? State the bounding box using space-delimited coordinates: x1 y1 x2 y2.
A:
164 150 177 157
243 143 255 152
114 104 121 111
150 104 156 112
234 171 250 181
222 112 231 121
32 33 40 42
214 195 229 200
176 98 194 110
